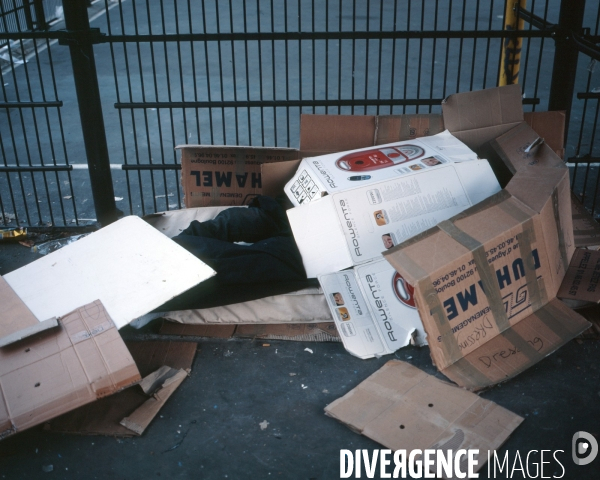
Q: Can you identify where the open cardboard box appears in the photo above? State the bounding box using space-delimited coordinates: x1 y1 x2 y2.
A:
264 85 591 388
381 87 591 390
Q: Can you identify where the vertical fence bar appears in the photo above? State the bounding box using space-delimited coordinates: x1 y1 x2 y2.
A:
548 0 585 129
61 0 118 225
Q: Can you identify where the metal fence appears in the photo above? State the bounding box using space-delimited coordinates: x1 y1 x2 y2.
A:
0 0 599 228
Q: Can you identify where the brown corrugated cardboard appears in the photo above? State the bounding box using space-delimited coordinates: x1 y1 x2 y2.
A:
442 84 524 151
178 145 299 208
523 110 565 159
159 321 340 342
571 193 600 247
0 301 141 440
48 341 197 436
300 114 376 156
374 114 444 145
383 165 588 389
120 366 188 435
481 121 565 188
557 248 600 304
325 360 523 477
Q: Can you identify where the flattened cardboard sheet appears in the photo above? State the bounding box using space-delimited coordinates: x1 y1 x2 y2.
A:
47 341 196 436
325 360 523 476
0 301 140 440
557 249 600 304
159 321 340 343
4 216 215 329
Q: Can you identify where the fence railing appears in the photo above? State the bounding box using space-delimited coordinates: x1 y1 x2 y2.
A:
0 0 598 228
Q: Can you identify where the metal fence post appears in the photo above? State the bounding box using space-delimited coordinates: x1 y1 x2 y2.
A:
548 0 586 132
61 0 118 226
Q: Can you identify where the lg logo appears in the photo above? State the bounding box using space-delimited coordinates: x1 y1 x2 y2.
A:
572 432 598 466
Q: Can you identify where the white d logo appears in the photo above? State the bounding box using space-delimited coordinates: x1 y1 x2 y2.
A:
572 431 598 466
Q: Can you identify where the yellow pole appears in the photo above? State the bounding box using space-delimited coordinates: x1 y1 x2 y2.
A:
499 0 527 85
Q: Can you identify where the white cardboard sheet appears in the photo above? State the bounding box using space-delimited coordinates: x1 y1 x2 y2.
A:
319 259 426 359
289 160 501 278
4 216 215 329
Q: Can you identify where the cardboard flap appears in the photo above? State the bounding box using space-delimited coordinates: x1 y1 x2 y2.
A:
558 249 600 304
0 276 39 340
442 85 524 150
325 360 523 474
0 317 58 348
442 298 591 390
505 166 569 214
300 114 376 155
261 159 303 198
374 114 444 145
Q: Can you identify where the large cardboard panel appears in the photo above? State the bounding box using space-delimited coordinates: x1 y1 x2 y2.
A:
524 110 565 159
178 145 299 207
4 216 215 329
325 360 523 476
442 84 524 151
0 301 141 439
289 160 501 277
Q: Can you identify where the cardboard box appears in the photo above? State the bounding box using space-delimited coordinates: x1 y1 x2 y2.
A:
557 248 600 304
383 155 589 390
3 216 215 329
319 258 427 359
285 130 481 207
325 360 523 477
179 145 300 207
288 159 500 277
0 300 141 439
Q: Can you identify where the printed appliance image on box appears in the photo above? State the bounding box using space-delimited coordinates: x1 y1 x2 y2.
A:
285 130 479 206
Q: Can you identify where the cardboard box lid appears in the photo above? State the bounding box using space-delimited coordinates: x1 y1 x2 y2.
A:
442 84 524 150
557 249 600 304
325 360 523 474
0 300 141 438
3 216 216 329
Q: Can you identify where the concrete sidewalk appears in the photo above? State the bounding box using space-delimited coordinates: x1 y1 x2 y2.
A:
0 241 598 479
